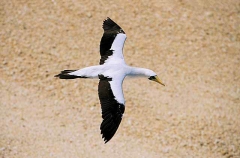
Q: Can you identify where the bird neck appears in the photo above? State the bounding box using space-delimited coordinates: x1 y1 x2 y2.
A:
128 67 152 77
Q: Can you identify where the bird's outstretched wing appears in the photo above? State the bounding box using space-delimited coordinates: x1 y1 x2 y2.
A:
98 75 125 143
100 17 126 65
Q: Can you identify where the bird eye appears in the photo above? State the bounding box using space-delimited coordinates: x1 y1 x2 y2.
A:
148 76 156 80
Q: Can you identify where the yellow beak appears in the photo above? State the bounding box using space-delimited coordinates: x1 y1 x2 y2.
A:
153 76 165 86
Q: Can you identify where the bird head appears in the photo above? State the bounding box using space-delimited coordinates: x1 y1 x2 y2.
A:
148 75 165 86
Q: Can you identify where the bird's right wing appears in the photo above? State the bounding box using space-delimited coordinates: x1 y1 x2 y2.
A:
99 17 126 65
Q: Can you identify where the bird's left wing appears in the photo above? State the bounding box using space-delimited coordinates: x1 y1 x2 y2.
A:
99 17 126 65
98 75 125 143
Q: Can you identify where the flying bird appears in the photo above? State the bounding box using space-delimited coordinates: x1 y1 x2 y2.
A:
55 17 165 143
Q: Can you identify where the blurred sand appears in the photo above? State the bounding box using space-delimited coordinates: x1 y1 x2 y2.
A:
0 0 240 157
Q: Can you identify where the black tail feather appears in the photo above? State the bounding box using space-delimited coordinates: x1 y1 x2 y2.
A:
55 70 87 79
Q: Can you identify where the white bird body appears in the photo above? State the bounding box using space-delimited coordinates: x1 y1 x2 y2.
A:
70 64 156 104
55 17 164 143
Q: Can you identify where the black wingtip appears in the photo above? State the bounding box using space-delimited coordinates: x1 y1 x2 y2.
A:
104 140 109 144
102 17 125 33
99 103 125 143
102 17 113 29
102 135 112 144
101 128 116 144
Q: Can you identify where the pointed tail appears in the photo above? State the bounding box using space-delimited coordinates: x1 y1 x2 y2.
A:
55 70 87 79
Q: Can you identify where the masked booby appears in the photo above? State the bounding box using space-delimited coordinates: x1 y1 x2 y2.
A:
55 17 165 143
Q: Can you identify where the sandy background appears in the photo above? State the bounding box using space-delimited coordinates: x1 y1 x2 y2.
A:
1 0 240 157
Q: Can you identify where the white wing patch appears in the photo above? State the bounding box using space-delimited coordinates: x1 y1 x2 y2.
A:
111 33 126 53
109 76 125 104
104 33 127 65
